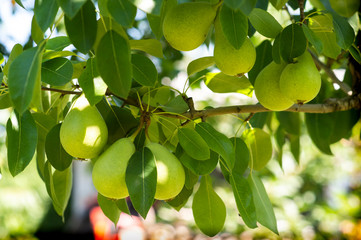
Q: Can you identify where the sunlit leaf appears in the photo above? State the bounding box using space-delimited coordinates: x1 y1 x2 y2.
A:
178 128 210 161
34 0 59 32
130 39 164 58
249 8 282 38
98 193 121 226
187 56 215 77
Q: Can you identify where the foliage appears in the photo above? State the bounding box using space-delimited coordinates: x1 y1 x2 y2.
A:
0 0 360 237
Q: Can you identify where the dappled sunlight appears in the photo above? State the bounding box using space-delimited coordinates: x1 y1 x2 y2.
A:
83 125 102 147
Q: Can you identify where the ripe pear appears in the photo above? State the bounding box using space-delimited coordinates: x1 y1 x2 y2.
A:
254 61 294 111
146 142 185 200
60 94 108 159
329 0 360 18
279 51 321 104
92 138 135 199
163 2 217 51
214 16 256 76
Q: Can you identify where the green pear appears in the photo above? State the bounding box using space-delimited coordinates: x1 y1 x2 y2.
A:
279 51 321 104
92 138 135 199
329 0 360 18
163 2 217 51
254 61 294 111
60 94 108 159
146 142 185 200
214 16 256 76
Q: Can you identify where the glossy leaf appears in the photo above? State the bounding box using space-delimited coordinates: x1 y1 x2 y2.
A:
276 112 300 136
130 39 164 58
350 44 361 64
192 175 226 237
34 0 59 32
78 58 107 106
305 113 333 155
3 43 23 76
248 173 278 234
115 198 130 214
97 30 132 98
167 186 193 211
249 8 282 38
57 0 87 19
8 43 44 114
31 16 44 44
220 4 248 49
280 23 307 62
178 128 210 161
289 134 300 163
230 173 257 228
248 40 273 85
64 0 97 54
161 95 188 113
108 0 137 28
41 58 73 86
302 24 323 54
131 54 158 87
45 123 73 171
195 122 235 171
187 56 215 77
178 148 219 175
231 137 250 175
6 110 38 177
272 33 281 64
224 0 257 15
52 167 73 217
43 50 77 61
45 36 71 51
242 128 272 171
332 13 355 50
98 193 121 226
205 72 253 97
126 148 157 218
269 0 287 10
15 0 25 8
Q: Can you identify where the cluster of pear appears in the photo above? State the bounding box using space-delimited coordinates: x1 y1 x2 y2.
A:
163 2 256 76
254 51 321 111
60 94 185 200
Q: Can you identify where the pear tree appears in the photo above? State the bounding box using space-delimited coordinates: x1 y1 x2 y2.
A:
0 0 360 236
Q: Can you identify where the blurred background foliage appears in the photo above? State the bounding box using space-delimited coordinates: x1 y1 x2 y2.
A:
1 0 361 239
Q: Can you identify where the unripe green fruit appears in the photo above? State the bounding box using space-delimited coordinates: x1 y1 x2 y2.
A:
254 61 294 111
214 16 256 76
279 51 321 104
329 0 360 18
92 138 135 199
163 2 217 51
146 142 185 200
60 94 108 159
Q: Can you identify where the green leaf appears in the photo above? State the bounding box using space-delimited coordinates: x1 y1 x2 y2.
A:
34 0 59 32
64 0 97 54
94 17 128 51
276 112 300 135
115 198 130 214
6 110 38 177
97 30 132 98
43 50 77 61
178 147 219 176
242 128 272 171
78 58 107 106
331 13 355 50
280 23 307 62
249 8 282 38
350 44 361 64
184 167 199 190
3 44 23 76
57 0 87 19
131 54 158 87
41 58 73 86
45 123 73 171
269 0 287 10
161 95 188 113
31 16 44 44
224 0 257 15
52 167 73 217
8 43 44 114
45 36 71 51
108 0 137 28
305 113 333 155
289 134 300 163
248 173 278 234
97 193 121 226
250 112 270 129
187 56 215 77
192 175 226 237
231 137 250 175
205 72 253 97
302 24 323 54
195 122 235 171
248 40 273 85
329 110 360 143
230 173 257 228
308 14 341 59
128 0 162 15
167 185 193 211
220 4 248 49
130 39 164 58
178 128 210 161
126 148 157 218
0 93 12 109
15 0 26 8
272 33 281 64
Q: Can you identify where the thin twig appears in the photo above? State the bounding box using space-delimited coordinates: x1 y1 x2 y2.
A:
41 86 81 95
298 0 305 22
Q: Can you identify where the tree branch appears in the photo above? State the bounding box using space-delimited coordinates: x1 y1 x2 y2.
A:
309 50 353 95
298 0 305 22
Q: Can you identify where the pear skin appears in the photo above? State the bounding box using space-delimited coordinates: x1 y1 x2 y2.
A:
92 138 135 199
279 51 321 104
163 2 217 51
146 142 185 200
254 61 294 111
60 94 108 159
214 16 256 76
